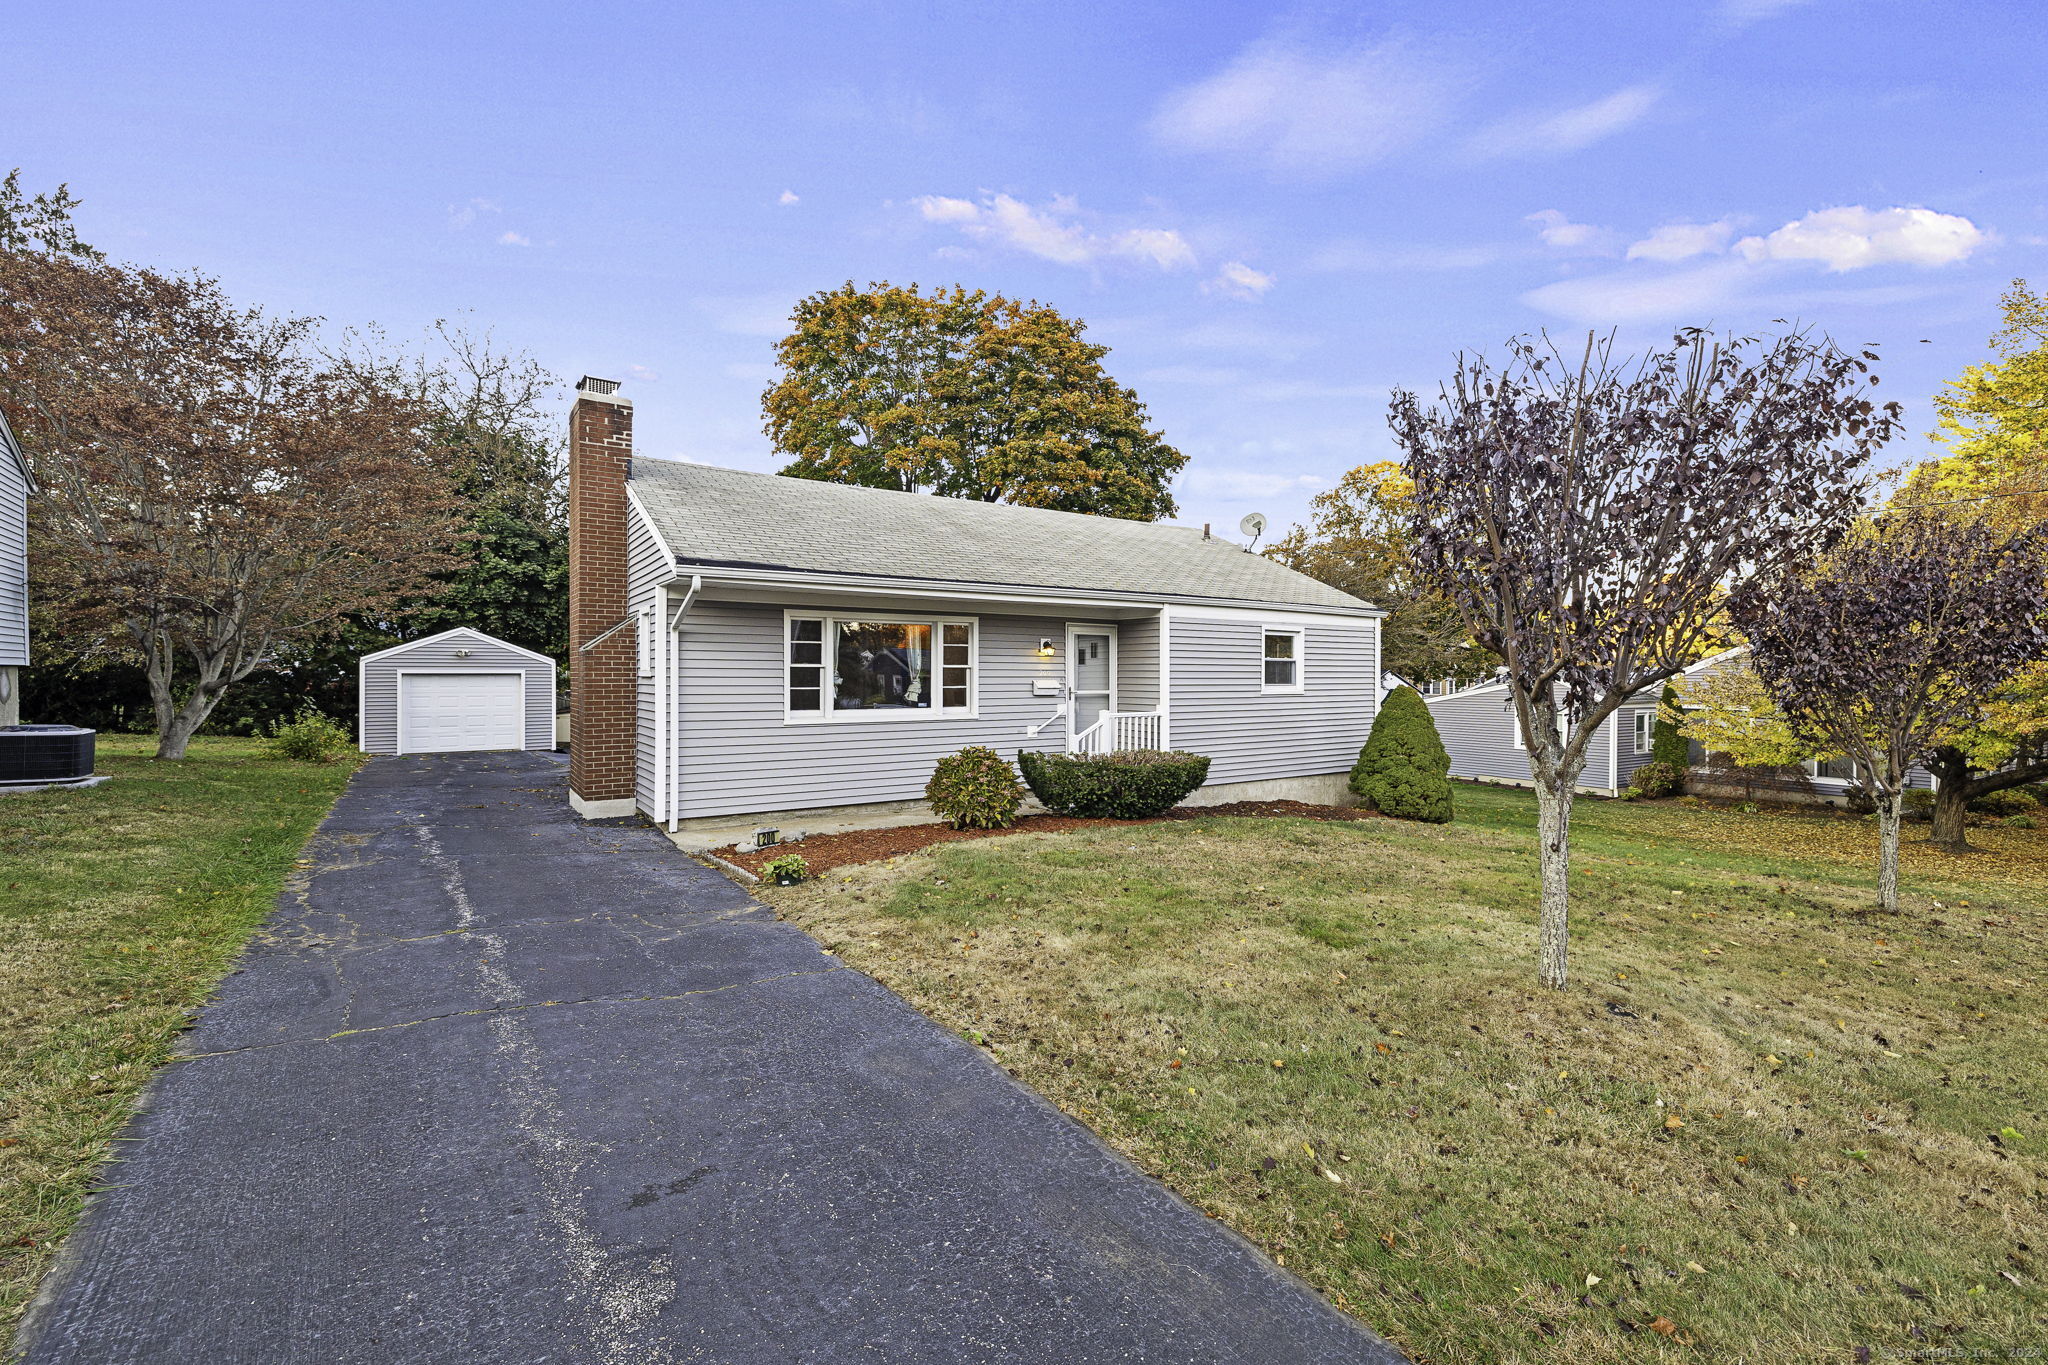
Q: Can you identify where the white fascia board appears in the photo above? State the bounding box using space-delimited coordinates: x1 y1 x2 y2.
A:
674 562 1382 620
625 483 681 579
356 626 557 668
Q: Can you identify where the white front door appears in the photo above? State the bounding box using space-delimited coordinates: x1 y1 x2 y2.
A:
399 672 525 753
1066 626 1116 750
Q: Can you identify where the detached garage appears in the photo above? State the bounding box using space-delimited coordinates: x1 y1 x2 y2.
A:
358 628 558 755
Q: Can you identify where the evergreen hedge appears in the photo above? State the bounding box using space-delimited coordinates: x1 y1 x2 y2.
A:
1350 686 1453 823
1651 682 1691 771
1017 749 1211 819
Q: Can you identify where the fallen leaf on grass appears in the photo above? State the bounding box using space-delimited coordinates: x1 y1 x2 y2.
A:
1648 1317 1678 1337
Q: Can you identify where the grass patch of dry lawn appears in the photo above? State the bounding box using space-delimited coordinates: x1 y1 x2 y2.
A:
0 735 357 1328
767 784 2047 1363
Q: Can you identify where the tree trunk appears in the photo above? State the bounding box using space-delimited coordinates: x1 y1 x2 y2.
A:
1874 790 1902 914
1923 745 2048 854
1928 782 1973 853
1533 777 1573 990
142 634 234 761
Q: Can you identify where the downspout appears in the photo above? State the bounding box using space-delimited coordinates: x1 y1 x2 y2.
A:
663 575 702 831
1609 703 1620 796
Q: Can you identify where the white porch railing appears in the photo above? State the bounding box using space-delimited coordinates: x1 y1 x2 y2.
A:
1071 710 1166 755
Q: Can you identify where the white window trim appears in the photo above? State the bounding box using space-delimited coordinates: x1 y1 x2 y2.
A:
1260 625 1306 695
1632 710 1654 755
783 609 980 724
636 604 656 679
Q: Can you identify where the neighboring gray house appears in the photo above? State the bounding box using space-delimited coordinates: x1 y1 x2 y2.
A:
1424 646 1933 802
1421 676 1672 798
560 377 1384 843
0 406 32 728
356 628 558 756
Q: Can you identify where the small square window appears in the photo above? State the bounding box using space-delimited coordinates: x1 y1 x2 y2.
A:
1262 630 1302 691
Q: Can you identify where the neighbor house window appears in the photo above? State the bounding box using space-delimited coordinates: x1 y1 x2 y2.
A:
1633 711 1654 754
787 615 975 720
1262 628 1304 692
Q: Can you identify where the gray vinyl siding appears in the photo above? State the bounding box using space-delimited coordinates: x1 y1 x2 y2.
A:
0 447 27 668
669 603 1072 820
628 515 671 815
1166 615 1377 786
1426 683 1642 793
358 631 556 755
1427 687 1536 786
1117 614 1162 713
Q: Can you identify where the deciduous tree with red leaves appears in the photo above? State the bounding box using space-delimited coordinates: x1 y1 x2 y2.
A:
1394 328 1898 988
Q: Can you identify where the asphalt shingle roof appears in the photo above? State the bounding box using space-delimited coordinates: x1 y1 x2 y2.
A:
629 459 1374 613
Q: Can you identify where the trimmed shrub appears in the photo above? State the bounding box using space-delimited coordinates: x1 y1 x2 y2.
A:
1350 685 1452 823
1902 789 1936 821
1650 683 1691 774
1017 749 1211 819
925 746 1026 830
1629 760 1682 799
1970 788 2040 817
267 707 353 764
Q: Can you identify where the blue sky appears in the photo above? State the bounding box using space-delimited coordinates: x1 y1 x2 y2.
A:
9 0 2042 535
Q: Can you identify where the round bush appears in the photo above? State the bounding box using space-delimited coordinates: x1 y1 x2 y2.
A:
1016 749 1211 819
1629 760 1682 799
925 746 1026 829
1970 788 2040 817
1350 685 1452 823
266 707 353 764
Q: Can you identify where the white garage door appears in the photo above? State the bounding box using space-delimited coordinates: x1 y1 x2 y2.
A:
399 673 525 753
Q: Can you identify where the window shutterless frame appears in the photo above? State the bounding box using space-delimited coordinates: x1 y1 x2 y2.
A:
783 610 979 723
1633 711 1654 755
1260 626 1305 694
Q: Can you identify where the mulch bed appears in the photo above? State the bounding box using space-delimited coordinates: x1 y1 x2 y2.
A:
713 800 1376 878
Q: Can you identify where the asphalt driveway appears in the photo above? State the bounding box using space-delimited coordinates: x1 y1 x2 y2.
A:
17 752 1401 1364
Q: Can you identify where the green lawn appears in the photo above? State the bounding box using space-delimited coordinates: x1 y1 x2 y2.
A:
0 735 357 1328
767 784 2048 1363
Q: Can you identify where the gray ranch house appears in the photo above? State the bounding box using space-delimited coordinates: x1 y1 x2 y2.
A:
562 377 1384 844
0 406 31 727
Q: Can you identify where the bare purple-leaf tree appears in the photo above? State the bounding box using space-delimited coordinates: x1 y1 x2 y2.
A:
1393 329 1899 989
1731 511 2048 913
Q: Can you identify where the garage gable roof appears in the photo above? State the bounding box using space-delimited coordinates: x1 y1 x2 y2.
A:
627 458 1377 614
358 626 555 666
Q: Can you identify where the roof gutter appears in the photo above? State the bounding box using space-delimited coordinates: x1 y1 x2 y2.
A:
668 562 1385 619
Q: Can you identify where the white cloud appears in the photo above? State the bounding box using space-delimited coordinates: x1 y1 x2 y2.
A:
1468 84 1660 159
496 230 531 247
696 292 797 338
1182 468 1330 500
1522 260 1754 325
1720 0 1813 24
1309 239 1505 272
1205 260 1275 301
627 364 661 382
1150 36 1461 175
1525 209 1601 250
777 190 800 206
1627 219 1738 262
912 193 1196 272
1733 206 1986 272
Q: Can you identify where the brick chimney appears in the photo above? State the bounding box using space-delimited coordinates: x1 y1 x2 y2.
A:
567 376 638 818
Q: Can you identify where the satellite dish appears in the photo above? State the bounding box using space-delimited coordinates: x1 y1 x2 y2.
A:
1239 512 1268 545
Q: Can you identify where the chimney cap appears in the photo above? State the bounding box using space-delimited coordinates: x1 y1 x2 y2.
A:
576 375 623 396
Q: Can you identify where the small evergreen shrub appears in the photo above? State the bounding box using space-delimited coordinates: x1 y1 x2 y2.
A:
267 707 353 764
1970 788 2040 817
1628 760 1682 799
1350 686 1452 823
1017 749 1211 819
925 746 1026 830
1650 683 1691 777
